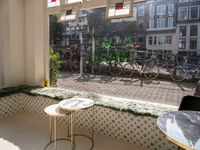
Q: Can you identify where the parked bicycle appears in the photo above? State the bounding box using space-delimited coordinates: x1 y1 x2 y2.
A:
170 57 200 81
122 52 159 79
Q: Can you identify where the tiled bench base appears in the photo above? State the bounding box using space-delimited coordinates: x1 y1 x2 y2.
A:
0 94 177 150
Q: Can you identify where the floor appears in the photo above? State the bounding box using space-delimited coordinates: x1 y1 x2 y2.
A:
58 72 196 106
0 114 145 150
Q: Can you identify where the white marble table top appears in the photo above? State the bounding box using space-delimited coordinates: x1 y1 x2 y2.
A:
59 97 94 111
157 111 200 150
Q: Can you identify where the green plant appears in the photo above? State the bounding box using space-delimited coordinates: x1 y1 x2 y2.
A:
50 48 62 85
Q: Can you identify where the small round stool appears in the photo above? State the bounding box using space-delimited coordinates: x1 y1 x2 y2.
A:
44 104 72 150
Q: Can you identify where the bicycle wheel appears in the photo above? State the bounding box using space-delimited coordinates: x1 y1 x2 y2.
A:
122 63 134 77
109 62 122 76
143 64 159 79
92 62 101 74
170 67 186 82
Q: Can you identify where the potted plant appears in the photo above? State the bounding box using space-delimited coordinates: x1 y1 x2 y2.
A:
50 48 62 86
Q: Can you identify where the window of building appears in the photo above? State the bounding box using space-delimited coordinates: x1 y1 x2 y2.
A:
47 0 60 8
179 0 189 3
133 6 137 21
149 36 153 45
66 0 82 4
149 5 155 17
179 26 187 37
190 25 198 36
178 7 188 20
58 9 77 22
190 5 199 19
168 3 174 15
154 36 157 45
138 20 144 29
179 38 186 49
157 5 166 15
158 36 165 45
190 38 197 49
149 19 154 28
164 36 172 45
138 35 144 44
132 36 136 44
168 17 173 28
138 5 145 16
107 2 131 19
157 18 165 28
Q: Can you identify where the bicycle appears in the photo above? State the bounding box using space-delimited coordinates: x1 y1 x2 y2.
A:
122 52 159 79
170 56 200 82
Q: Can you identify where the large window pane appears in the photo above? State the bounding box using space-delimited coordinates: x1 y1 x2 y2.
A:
157 18 165 28
179 26 187 37
157 5 166 15
190 6 199 19
138 5 145 16
179 38 186 49
168 3 174 15
190 25 198 36
47 0 60 7
178 7 188 20
149 19 154 28
190 38 197 49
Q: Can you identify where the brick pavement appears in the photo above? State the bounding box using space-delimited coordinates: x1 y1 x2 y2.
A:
57 72 196 106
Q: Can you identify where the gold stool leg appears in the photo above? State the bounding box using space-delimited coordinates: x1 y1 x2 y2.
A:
70 112 74 150
54 117 57 150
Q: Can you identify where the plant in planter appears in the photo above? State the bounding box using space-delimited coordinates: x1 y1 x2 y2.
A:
50 48 63 86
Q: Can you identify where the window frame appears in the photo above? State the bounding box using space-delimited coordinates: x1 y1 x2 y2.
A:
189 5 199 20
157 5 166 16
106 0 133 19
157 18 165 28
178 6 188 20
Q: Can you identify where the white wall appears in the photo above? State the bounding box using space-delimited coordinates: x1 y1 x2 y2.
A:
0 0 47 88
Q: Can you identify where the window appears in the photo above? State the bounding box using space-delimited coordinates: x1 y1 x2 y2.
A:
58 9 77 22
66 0 82 4
138 35 144 44
168 3 174 15
149 19 154 28
157 18 165 28
179 38 186 49
179 0 189 3
158 36 165 45
107 2 131 19
149 5 155 17
179 7 188 20
154 36 157 45
164 36 172 45
179 26 187 37
133 6 137 21
138 5 145 16
168 17 173 28
190 25 198 36
132 36 136 44
47 0 60 7
149 36 153 45
190 6 199 19
157 5 166 15
138 20 144 29
190 38 197 49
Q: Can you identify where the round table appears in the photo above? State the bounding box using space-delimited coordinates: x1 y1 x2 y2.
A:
157 111 200 150
59 97 95 150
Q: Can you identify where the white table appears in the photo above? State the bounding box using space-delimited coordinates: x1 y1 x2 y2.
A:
157 111 200 150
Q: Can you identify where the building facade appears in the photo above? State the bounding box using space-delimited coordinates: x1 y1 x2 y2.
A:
146 0 177 54
176 0 200 56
